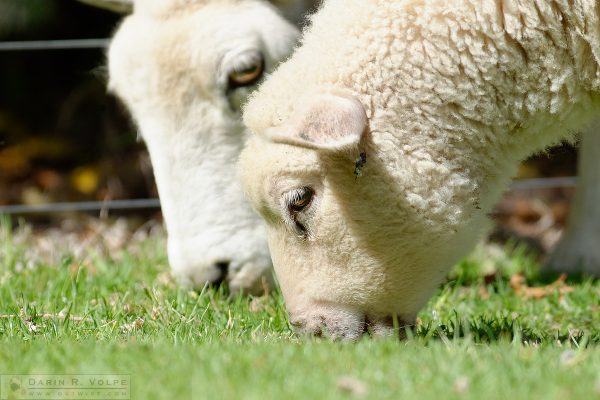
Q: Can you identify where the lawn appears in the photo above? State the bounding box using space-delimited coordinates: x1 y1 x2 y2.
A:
0 219 599 399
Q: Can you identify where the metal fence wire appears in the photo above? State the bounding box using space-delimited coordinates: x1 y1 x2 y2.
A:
0 39 580 216
0 39 109 51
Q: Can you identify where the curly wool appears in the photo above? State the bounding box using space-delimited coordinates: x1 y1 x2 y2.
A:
245 0 600 232
241 0 600 332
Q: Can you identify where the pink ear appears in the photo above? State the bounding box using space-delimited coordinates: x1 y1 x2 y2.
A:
264 94 367 151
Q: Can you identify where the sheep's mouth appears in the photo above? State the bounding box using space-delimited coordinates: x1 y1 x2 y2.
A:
227 270 273 297
290 314 414 341
363 315 413 339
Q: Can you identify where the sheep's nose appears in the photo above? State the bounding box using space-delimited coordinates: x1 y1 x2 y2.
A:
210 261 230 287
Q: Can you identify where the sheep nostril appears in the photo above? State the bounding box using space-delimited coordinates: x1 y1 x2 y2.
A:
210 261 230 287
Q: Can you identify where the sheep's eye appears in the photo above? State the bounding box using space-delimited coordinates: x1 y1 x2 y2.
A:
287 187 314 214
228 56 264 89
283 187 315 235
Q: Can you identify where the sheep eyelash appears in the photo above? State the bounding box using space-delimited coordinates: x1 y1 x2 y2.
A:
230 53 263 73
282 187 309 207
281 187 314 238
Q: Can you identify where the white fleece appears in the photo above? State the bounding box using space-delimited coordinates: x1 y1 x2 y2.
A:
240 0 600 338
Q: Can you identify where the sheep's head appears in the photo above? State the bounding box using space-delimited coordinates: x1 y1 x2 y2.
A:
241 93 485 339
104 0 304 294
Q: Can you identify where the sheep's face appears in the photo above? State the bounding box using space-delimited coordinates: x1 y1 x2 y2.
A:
106 0 304 293
241 94 482 339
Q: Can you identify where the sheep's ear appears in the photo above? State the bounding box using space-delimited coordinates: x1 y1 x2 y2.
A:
77 0 133 13
264 94 367 152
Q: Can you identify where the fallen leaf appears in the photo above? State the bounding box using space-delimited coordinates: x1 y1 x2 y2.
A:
121 317 144 332
510 273 574 299
337 376 368 398
478 286 490 300
249 297 266 313
454 376 469 394
559 350 577 366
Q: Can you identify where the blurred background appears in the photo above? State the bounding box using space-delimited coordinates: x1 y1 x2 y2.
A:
0 0 157 215
0 0 581 258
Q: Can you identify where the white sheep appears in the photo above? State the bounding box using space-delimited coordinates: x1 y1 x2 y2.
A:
240 0 600 339
82 0 317 293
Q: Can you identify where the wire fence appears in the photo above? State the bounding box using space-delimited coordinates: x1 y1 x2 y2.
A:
0 38 109 51
0 177 579 216
0 39 581 217
0 199 161 215
509 176 577 190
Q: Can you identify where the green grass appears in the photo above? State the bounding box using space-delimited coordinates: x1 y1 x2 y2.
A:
1 220 599 399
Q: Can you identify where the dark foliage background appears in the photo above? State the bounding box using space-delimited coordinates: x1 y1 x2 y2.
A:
0 0 156 210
